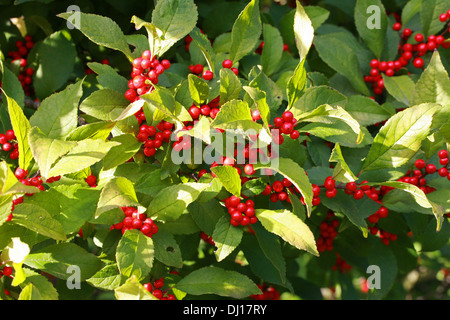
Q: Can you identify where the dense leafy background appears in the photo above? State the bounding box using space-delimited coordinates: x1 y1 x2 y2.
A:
0 0 449 301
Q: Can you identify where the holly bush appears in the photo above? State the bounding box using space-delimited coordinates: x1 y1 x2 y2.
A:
0 0 449 301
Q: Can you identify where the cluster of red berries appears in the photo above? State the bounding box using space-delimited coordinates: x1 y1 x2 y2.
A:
200 231 215 246
367 206 389 225
317 211 340 253
0 130 19 160
250 284 281 300
393 150 449 195
343 180 374 201
124 50 171 103
110 206 159 237
261 178 293 203
224 196 258 227
137 120 175 157
187 63 215 80
365 9 450 96
143 277 176 300
370 226 398 246
272 111 300 140
6 35 35 96
332 253 352 274
188 96 221 120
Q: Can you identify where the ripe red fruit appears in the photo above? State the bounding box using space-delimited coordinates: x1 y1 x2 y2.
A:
438 150 448 159
392 22 402 31
415 159 426 169
202 70 214 81
353 190 364 200
222 59 233 68
439 13 448 22
272 180 284 193
14 167 27 180
2 266 13 277
324 177 335 190
346 182 357 192
326 188 337 198
413 57 424 69
244 164 255 175
426 164 436 174
85 174 97 186
414 33 424 43
290 130 300 140
189 106 201 120
5 130 15 141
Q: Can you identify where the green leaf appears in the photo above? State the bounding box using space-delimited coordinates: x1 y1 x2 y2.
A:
24 243 102 281
28 127 77 179
255 208 318 256
304 6 330 30
293 0 314 62
188 74 209 106
249 67 284 113
148 182 210 222
298 104 366 146
261 23 283 76
152 230 183 268
151 0 198 57
57 12 132 60
30 80 84 139
115 276 158 300
354 0 387 59
290 85 347 116
116 229 154 280
374 181 445 231
210 165 241 197
255 157 313 217
0 58 24 109
189 27 215 72
382 75 416 106
241 224 287 286
47 139 120 177
286 59 307 109
20 268 58 300
102 134 142 170
314 34 370 96
11 203 66 241
18 283 42 300
220 68 242 106
243 86 270 132
79 89 130 121
329 143 358 182
87 62 129 93
86 264 122 291
5 92 33 171
361 103 442 172
210 99 262 133
413 51 450 107
344 95 392 127
96 177 140 218
188 199 226 235
174 266 261 298
33 31 77 99
229 0 262 63
66 122 116 142
368 239 397 300
212 215 244 262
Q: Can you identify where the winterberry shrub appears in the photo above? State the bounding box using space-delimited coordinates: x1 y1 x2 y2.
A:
0 0 448 302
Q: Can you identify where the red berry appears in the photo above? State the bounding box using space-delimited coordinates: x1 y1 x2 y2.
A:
438 150 448 159
413 58 424 69
2 266 13 277
353 190 364 200
393 22 402 31
415 33 424 43
426 164 436 174
324 177 335 190
85 174 97 186
189 106 201 120
346 182 357 192
244 164 255 175
439 13 448 22
438 167 448 177
222 59 233 69
415 159 426 169
5 130 15 141
202 70 214 81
